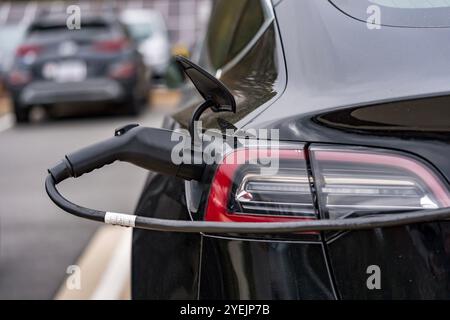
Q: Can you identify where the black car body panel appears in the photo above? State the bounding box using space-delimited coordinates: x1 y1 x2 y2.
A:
330 0 450 28
246 0 450 181
132 0 450 299
132 173 201 299
327 225 450 299
199 236 336 299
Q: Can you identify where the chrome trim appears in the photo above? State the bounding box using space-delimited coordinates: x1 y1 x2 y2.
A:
235 173 315 217
326 204 431 210
323 177 416 186
241 200 314 207
236 173 311 202
232 210 316 218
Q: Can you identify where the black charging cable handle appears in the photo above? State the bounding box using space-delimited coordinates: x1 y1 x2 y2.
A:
48 124 205 184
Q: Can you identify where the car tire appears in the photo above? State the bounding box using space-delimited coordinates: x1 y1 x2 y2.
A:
14 104 30 124
126 91 147 116
126 99 140 116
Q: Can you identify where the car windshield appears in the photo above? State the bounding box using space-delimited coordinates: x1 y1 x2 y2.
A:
330 0 450 27
28 22 116 41
127 23 153 42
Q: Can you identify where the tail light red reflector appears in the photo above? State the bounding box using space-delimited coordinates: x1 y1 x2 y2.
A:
16 45 42 57
309 146 450 220
205 147 317 223
205 144 450 225
8 70 32 85
109 61 135 79
94 38 129 53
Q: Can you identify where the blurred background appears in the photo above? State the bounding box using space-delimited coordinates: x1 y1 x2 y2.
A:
0 0 210 299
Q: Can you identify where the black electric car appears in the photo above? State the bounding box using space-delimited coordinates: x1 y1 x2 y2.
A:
130 0 450 299
7 13 149 123
46 0 450 300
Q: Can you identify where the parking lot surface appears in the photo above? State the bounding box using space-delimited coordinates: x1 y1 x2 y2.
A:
0 109 164 299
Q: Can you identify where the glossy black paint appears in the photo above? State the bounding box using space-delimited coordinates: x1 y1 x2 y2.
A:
327 224 450 299
330 0 450 28
199 236 335 299
132 173 201 299
132 0 450 299
244 0 450 181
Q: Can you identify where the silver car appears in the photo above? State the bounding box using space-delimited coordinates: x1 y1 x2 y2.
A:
120 9 171 80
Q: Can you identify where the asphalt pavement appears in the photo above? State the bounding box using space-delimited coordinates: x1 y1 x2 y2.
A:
0 109 164 299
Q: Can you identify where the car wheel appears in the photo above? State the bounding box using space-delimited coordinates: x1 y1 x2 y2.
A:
126 90 147 116
14 103 30 124
126 99 140 116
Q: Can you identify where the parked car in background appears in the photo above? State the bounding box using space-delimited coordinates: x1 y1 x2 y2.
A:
120 9 171 81
6 12 149 123
0 24 27 93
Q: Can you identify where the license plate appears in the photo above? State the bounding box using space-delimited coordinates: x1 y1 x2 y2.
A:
43 61 87 83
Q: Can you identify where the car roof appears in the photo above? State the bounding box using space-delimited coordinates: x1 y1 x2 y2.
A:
246 0 450 127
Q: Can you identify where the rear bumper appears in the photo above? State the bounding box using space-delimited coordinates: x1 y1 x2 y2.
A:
18 78 126 106
144 59 169 79
199 235 336 299
149 64 168 78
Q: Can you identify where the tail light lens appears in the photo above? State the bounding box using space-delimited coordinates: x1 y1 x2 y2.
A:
309 146 450 220
8 70 32 86
16 45 42 57
205 145 316 223
109 61 135 79
204 143 450 225
94 38 129 53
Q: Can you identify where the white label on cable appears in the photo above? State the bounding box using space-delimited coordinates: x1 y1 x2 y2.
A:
104 212 136 228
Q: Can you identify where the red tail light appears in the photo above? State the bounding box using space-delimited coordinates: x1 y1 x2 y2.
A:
109 61 135 79
8 70 32 85
309 146 450 220
94 38 129 53
16 45 42 57
205 146 317 223
204 144 450 224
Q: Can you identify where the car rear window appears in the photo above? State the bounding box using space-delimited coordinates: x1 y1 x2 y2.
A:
330 0 450 27
28 22 117 41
